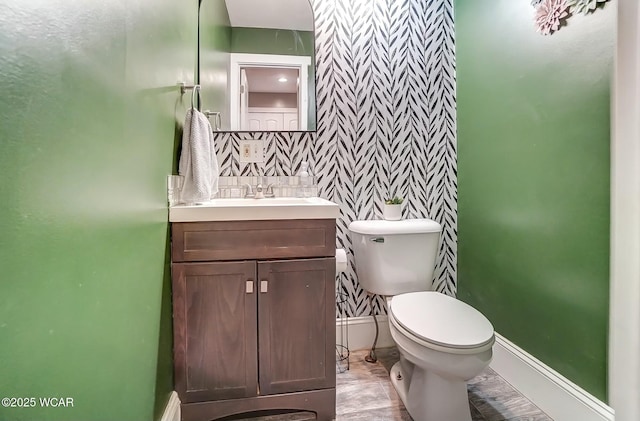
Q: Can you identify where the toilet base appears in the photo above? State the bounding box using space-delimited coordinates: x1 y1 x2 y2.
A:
390 361 472 421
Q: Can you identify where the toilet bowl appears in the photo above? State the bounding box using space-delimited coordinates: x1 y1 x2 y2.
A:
388 292 494 421
348 219 495 421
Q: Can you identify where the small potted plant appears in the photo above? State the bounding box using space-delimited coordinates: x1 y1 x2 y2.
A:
383 196 403 221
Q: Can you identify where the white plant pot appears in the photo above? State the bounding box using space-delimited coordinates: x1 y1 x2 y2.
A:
383 204 402 221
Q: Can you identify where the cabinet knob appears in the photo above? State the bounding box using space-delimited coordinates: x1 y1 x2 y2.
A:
260 280 268 293
246 280 254 294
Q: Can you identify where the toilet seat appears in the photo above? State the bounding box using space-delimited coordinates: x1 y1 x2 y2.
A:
389 292 494 353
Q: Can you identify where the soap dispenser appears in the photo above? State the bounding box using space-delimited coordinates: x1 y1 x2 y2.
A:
297 161 311 197
298 161 309 177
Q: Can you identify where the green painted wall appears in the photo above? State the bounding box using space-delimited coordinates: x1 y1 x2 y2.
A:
0 1 197 420
199 0 232 128
455 1 613 401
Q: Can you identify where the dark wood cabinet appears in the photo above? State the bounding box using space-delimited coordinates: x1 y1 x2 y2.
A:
172 261 257 403
171 219 336 421
257 259 336 396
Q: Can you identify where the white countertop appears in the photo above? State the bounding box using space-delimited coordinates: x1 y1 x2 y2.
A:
169 197 340 222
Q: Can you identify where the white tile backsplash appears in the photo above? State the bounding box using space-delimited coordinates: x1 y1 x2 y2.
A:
167 175 318 205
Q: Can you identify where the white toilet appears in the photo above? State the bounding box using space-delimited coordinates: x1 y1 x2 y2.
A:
348 219 495 421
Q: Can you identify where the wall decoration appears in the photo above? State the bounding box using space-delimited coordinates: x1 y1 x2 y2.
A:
568 0 609 14
535 0 569 35
533 0 610 35
211 0 457 317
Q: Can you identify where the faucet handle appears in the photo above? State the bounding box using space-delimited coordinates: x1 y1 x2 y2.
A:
244 183 255 198
265 183 275 198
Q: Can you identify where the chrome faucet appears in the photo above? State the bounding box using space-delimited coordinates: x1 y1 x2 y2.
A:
244 182 275 199
255 184 265 199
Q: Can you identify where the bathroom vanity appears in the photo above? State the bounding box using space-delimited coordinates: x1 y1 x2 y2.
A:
169 198 339 421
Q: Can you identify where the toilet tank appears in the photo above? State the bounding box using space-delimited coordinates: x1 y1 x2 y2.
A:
348 219 442 296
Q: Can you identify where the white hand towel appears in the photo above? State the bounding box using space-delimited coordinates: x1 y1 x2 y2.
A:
178 108 219 204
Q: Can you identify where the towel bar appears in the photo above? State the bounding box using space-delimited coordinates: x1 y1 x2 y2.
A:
204 110 222 131
178 82 199 95
178 82 202 109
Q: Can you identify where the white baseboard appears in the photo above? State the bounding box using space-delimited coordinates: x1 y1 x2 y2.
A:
160 391 181 421
491 333 614 421
336 315 394 351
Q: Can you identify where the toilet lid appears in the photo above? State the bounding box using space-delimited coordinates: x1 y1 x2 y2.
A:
390 292 494 349
348 219 441 235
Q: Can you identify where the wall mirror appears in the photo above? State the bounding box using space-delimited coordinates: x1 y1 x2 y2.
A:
199 0 316 132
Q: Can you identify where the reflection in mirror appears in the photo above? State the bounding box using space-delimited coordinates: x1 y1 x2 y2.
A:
199 0 316 132
231 54 310 130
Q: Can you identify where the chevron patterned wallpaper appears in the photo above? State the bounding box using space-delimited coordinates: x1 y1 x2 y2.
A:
211 0 456 317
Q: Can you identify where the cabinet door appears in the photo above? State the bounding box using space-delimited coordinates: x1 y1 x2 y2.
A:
172 261 257 403
257 258 336 395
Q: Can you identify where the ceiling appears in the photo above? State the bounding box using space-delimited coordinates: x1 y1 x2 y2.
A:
244 67 299 93
225 0 314 31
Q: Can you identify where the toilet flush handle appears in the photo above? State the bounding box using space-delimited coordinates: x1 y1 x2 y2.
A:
371 237 385 243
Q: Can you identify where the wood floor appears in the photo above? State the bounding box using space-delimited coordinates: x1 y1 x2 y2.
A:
233 347 553 421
